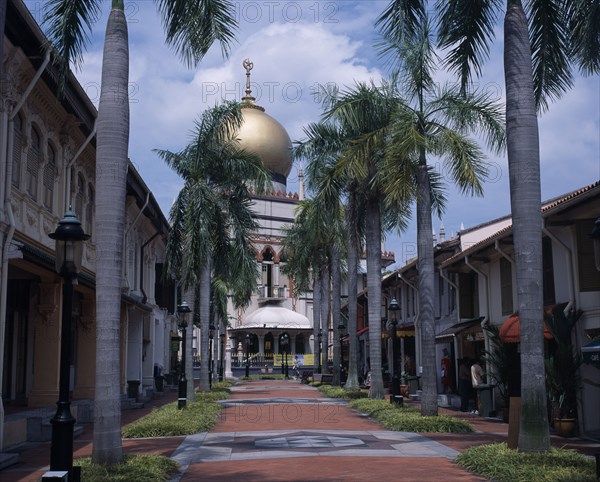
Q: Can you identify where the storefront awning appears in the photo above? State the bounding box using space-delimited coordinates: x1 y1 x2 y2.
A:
582 339 600 369
436 318 483 340
499 313 553 344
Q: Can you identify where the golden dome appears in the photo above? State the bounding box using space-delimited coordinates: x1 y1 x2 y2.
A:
236 59 292 187
238 105 292 180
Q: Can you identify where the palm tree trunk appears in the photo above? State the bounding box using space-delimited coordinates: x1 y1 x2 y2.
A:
199 258 211 392
416 162 437 416
92 1 128 465
366 196 384 398
331 245 341 385
321 265 330 372
312 274 321 371
505 0 550 452
345 211 360 389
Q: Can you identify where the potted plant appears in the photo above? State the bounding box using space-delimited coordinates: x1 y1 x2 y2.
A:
544 306 583 437
481 323 512 420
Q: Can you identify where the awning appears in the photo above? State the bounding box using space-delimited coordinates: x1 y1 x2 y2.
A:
436 318 483 340
499 313 553 344
582 339 600 369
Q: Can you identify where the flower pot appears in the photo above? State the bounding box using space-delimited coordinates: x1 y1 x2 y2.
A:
553 418 576 437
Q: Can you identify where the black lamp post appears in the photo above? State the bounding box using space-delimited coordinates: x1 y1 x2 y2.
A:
317 329 323 374
591 217 600 272
281 333 289 378
208 323 215 389
48 210 89 481
177 301 191 409
388 298 401 403
338 321 345 384
245 333 251 378
219 332 225 382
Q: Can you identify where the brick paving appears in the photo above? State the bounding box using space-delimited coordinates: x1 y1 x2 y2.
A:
1 380 598 482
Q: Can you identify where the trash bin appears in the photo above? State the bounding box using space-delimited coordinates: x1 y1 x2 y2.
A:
476 384 494 417
155 375 164 392
127 380 140 400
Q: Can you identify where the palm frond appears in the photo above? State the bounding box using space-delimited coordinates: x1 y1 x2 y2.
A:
436 0 501 94
42 0 102 93
375 0 426 46
156 0 238 66
567 0 600 75
526 0 574 112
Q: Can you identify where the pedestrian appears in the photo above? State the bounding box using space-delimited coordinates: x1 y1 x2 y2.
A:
441 348 452 394
458 358 471 412
470 358 485 414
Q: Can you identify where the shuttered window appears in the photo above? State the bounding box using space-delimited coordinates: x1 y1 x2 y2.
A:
500 257 513 315
459 272 479 319
27 126 41 199
577 220 600 292
43 143 56 210
12 114 23 188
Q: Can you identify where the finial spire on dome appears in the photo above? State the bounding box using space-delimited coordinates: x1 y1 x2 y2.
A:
242 58 255 103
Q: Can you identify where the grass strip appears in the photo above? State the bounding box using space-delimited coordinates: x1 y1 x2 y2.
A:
456 443 596 482
317 384 368 399
348 398 472 433
77 454 178 482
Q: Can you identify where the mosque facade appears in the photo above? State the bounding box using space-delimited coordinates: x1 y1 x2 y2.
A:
225 61 315 370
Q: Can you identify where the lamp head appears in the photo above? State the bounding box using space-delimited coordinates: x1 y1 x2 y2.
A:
48 210 90 275
388 298 400 322
177 301 191 329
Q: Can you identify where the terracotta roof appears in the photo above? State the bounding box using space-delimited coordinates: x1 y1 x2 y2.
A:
442 181 600 268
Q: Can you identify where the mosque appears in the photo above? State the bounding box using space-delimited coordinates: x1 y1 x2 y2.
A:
223 60 315 370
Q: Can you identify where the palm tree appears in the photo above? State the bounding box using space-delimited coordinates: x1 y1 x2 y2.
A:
377 0 599 451
281 199 330 373
43 0 238 465
158 102 270 393
375 15 504 416
294 123 369 388
314 82 412 399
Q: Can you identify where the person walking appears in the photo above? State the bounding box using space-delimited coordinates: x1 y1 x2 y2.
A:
470 358 485 414
441 348 452 394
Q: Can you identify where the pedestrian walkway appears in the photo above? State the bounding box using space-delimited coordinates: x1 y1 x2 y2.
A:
172 381 482 482
1 380 598 481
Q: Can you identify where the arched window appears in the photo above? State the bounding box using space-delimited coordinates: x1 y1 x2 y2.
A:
12 113 24 188
43 143 57 210
27 125 41 199
75 173 85 219
86 184 94 235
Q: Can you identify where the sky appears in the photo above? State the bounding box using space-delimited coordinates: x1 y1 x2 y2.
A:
27 1 600 268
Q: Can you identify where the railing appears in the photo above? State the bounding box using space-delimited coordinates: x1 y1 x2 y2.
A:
256 286 287 299
231 353 315 367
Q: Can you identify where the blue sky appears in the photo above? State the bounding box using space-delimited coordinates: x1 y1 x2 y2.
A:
27 1 600 268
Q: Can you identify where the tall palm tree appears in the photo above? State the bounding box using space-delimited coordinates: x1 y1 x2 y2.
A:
295 123 368 388
43 0 238 465
159 102 270 393
377 0 599 451
314 82 413 399
375 16 504 416
281 199 330 372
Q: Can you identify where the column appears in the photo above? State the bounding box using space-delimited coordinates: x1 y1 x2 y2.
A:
28 281 61 407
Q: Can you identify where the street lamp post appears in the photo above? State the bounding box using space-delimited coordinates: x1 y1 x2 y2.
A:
338 321 345 384
219 333 225 382
208 324 215 389
245 333 251 378
281 333 289 379
388 298 401 404
48 210 89 481
177 301 191 409
317 329 323 374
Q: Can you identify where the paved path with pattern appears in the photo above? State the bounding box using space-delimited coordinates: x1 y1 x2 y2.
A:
2 379 598 481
